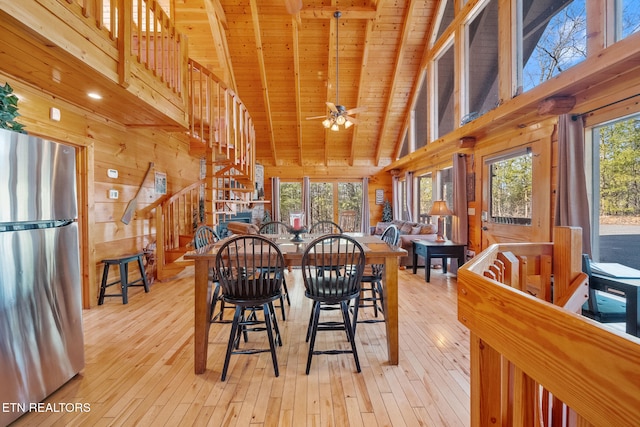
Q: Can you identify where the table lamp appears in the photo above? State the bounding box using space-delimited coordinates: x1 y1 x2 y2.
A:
429 200 453 242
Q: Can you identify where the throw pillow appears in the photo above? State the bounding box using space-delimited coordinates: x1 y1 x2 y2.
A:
420 224 437 234
399 222 413 235
410 226 422 235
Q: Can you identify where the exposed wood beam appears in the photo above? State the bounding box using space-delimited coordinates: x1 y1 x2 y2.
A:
349 15 376 166
298 6 377 20
292 16 303 166
375 0 421 166
249 0 278 166
204 0 236 91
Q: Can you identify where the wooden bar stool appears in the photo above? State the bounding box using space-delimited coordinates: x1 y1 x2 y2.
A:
98 253 149 305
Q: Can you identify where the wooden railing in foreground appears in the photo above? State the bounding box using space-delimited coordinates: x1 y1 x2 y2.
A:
155 179 205 280
458 227 640 427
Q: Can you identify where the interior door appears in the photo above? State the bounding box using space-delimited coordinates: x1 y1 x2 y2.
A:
480 140 551 249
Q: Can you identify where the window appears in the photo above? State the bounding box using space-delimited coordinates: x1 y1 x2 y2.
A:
279 182 302 222
414 73 428 150
615 0 640 42
520 0 587 93
338 182 363 231
488 151 532 225
434 41 455 138
464 0 499 123
438 168 454 237
306 181 362 226
432 0 455 45
310 182 334 223
588 114 640 269
417 173 433 224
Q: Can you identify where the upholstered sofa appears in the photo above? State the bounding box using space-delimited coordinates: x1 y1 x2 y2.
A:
371 220 440 268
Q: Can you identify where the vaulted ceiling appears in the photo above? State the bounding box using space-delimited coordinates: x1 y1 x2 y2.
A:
174 0 438 171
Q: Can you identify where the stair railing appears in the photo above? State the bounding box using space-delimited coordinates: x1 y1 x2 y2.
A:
155 179 205 280
458 227 640 426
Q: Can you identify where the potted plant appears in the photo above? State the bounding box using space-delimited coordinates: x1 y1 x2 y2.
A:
0 82 26 133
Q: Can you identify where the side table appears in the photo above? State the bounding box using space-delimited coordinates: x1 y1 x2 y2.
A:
412 240 465 282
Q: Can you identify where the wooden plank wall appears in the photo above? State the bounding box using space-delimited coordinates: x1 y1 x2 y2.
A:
1 72 200 308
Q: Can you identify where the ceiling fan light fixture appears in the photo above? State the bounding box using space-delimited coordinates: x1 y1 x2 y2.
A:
330 123 339 131
344 119 353 129
322 118 332 128
336 115 346 125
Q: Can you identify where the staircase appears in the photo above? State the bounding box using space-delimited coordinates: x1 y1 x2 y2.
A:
154 60 258 279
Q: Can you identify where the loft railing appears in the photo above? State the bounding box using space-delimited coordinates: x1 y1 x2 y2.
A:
458 227 640 426
63 0 184 95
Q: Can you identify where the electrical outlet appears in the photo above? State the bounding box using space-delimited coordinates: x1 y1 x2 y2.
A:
108 189 119 199
107 168 118 178
466 250 476 258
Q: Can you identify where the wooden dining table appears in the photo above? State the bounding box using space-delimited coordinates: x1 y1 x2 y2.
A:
184 233 407 374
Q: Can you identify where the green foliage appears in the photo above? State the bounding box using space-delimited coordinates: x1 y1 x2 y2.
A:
598 118 640 216
0 83 26 133
382 199 393 222
490 154 532 221
279 182 302 221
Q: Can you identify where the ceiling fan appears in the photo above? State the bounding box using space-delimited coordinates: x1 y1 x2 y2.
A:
306 11 366 131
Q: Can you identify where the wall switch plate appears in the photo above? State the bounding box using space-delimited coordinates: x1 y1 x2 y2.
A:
107 168 118 178
108 189 119 199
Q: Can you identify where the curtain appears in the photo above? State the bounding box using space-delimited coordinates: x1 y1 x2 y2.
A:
392 176 400 221
361 177 370 233
555 114 592 255
451 153 468 271
303 176 311 227
271 177 280 222
404 171 414 221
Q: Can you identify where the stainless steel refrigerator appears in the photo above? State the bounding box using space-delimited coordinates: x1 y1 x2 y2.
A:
0 128 84 426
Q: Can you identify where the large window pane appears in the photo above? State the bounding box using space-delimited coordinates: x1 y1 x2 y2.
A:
591 115 640 268
338 182 363 231
464 0 499 123
414 74 428 150
488 152 532 225
438 168 454 237
435 42 455 138
615 0 640 41
521 0 586 93
279 182 302 222
434 0 455 44
310 182 334 223
417 173 433 224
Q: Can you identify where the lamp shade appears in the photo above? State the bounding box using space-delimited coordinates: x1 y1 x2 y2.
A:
429 200 453 216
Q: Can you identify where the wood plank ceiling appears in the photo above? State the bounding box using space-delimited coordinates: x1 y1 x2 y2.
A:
174 0 438 171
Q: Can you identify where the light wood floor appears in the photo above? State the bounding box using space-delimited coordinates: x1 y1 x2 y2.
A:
12 267 470 427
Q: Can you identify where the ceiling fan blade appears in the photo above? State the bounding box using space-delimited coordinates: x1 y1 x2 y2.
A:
345 116 359 124
326 102 338 113
305 115 327 120
345 106 367 115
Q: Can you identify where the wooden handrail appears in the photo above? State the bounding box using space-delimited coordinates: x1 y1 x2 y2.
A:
458 227 640 426
155 179 205 280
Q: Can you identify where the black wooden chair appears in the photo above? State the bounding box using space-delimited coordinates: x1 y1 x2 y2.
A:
193 225 233 324
215 235 286 381
581 254 626 323
258 221 291 319
309 220 343 235
193 225 219 249
301 234 365 374
258 221 290 234
356 224 400 328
